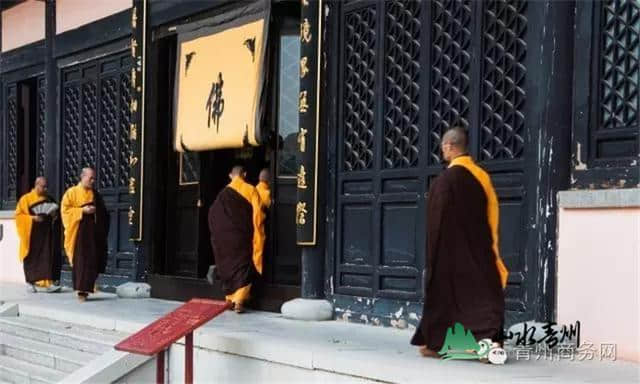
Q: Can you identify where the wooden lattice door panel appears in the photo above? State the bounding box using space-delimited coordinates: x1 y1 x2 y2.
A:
60 52 135 278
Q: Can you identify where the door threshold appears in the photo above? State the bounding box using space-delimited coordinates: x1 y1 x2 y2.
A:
147 274 300 312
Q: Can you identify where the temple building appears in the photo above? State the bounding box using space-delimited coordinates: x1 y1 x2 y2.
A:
0 0 638 361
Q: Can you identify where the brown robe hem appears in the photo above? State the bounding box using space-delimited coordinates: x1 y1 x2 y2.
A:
23 216 57 284
208 186 257 296
71 193 109 293
411 165 504 351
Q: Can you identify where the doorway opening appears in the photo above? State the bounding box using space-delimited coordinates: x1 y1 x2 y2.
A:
148 4 302 311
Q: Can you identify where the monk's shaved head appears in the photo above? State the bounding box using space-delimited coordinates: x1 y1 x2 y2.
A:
80 167 96 189
34 176 48 195
230 165 245 176
81 167 95 177
442 127 468 152
229 165 246 181
259 168 270 182
441 126 469 163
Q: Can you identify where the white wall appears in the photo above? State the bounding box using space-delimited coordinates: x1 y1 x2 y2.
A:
0 215 24 285
166 344 373 384
56 0 130 34
114 355 157 384
557 203 640 362
1 0 45 52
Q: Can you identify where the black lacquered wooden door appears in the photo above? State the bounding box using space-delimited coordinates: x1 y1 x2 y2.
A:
333 0 541 325
60 52 135 281
270 30 302 287
335 0 426 303
166 152 201 278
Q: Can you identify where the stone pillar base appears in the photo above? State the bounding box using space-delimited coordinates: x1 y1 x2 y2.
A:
116 282 151 298
281 298 333 321
206 265 216 285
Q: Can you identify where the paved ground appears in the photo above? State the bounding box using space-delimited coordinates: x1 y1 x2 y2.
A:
0 282 638 383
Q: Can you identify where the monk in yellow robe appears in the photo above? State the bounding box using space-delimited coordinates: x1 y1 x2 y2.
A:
256 168 272 284
61 168 110 302
15 177 61 293
256 168 272 210
411 127 508 358
208 166 265 313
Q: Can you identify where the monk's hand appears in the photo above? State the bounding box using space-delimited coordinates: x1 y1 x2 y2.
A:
83 205 96 214
32 215 44 222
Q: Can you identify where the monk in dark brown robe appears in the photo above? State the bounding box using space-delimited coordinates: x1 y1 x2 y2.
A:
208 166 265 313
15 177 61 293
412 127 509 357
61 168 110 302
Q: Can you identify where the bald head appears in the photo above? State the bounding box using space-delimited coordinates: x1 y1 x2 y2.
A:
81 167 95 177
80 167 96 189
34 177 48 196
229 165 246 181
441 127 469 162
259 168 270 183
442 127 468 151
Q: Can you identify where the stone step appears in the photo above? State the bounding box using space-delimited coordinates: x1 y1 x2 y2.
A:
0 355 65 384
0 333 96 374
0 315 127 355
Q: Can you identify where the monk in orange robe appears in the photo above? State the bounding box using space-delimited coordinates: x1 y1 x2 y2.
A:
208 166 265 313
411 127 508 357
256 168 272 210
61 168 109 302
15 177 61 293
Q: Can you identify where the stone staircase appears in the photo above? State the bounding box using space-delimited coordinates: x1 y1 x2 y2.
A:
0 314 128 384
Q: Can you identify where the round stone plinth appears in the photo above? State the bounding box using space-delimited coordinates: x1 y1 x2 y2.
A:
281 298 333 321
116 282 151 299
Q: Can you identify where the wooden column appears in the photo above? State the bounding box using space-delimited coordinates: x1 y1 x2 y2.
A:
297 0 325 299
129 0 146 242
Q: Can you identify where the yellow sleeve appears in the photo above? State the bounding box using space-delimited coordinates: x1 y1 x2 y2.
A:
15 196 33 261
485 178 508 289
61 189 84 265
250 188 266 275
258 184 271 209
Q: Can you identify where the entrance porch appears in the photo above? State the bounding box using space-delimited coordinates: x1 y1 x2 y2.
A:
0 282 637 383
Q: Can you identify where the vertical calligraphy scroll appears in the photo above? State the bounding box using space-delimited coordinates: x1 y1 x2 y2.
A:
129 0 146 240
296 0 322 245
